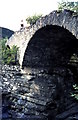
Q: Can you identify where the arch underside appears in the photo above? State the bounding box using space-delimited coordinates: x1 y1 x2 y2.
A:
22 25 78 74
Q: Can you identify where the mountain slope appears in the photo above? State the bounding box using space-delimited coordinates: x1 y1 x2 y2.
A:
0 27 14 39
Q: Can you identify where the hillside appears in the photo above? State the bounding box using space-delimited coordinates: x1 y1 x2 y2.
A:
0 27 14 39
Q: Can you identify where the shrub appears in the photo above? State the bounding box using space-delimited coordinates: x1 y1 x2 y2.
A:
71 84 78 100
26 14 42 25
0 38 19 65
58 1 78 13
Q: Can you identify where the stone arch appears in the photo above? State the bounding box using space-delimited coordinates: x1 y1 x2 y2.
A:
6 10 78 67
22 25 78 74
20 10 78 68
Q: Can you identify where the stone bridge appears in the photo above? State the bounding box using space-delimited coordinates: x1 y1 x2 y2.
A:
7 9 78 73
5 10 78 119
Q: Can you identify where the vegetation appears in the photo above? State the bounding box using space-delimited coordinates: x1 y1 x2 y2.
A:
69 54 78 101
71 84 78 100
0 38 19 65
58 1 78 13
26 14 42 25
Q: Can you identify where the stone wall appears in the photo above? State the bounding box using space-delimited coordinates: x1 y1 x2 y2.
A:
6 9 78 67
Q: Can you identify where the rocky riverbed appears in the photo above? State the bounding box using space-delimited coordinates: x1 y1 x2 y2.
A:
1 64 78 120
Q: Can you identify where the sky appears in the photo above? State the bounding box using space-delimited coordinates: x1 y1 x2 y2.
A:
0 0 77 31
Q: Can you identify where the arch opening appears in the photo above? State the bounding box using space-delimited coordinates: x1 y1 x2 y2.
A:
22 25 78 74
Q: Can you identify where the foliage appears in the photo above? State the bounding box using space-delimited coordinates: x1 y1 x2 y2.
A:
71 84 78 100
0 38 19 65
26 14 42 25
58 1 78 13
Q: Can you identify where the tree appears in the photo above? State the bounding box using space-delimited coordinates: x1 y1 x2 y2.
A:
58 1 78 12
26 14 42 25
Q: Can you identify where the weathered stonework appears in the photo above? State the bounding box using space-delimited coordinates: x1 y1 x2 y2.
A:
6 10 78 69
3 10 78 119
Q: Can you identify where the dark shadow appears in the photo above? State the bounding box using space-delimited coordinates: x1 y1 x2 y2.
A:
22 25 78 74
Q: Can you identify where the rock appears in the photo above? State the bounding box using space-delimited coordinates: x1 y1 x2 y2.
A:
16 112 25 118
17 99 25 105
1 64 78 119
2 113 11 119
56 105 78 120
3 77 8 81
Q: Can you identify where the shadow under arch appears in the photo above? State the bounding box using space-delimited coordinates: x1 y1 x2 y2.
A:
22 25 78 74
